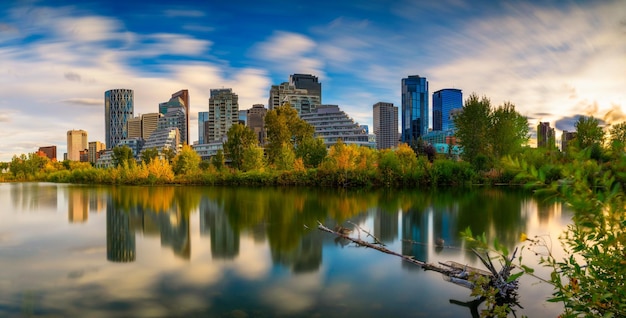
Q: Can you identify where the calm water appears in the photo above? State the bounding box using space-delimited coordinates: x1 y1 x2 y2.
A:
0 183 571 317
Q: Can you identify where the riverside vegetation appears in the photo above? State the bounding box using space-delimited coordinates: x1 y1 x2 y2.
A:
2 93 626 317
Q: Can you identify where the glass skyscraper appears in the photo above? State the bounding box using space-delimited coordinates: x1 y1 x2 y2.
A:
401 75 428 142
432 89 462 131
105 89 134 149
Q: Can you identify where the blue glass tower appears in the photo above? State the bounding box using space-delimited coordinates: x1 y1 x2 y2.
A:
105 89 134 149
432 89 462 131
401 75 428 142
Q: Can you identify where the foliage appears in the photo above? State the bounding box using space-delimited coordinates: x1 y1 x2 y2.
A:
295 136 327 168
141 147 159 165
274 142 296 171
241 144 266 172
608 121 626 156
211 149 225 171
224 123 258 170
574 116 605 150
454 94 529 169
265 103 314 165
172 144 201 175
111 145 134 167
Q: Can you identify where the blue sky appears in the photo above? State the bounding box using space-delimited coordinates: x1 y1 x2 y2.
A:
0 0 624 161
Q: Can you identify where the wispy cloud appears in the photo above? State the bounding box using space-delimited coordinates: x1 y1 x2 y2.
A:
61 98 102 106
253 31 325 79
163 9 205 18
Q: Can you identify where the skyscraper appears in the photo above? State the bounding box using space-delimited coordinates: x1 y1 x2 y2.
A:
141 113 162 140
538 122 555 148
401 75 428 142
67 129 88 161
198 111 209 144
159 95 188 145
247 104 267 144
127 116 142 139
105 89 134 149
88 141 105 164
289 73 321 101
37 146 57 161
373 102 399 150
171 89 190 144
432 89 462 132
207 88 239 142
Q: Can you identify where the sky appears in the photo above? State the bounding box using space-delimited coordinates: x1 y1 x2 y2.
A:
0 0 624 161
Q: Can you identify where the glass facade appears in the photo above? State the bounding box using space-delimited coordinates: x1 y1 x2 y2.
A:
105 89 134 149
432 89 462 132
198 112 209 144
401 75 428 143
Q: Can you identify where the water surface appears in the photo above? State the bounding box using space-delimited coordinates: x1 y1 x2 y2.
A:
0 183 570 317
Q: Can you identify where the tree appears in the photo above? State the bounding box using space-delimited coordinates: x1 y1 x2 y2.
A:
211 149 225 171
489 102 529 159
172 144 201 175
608 121 626 155
141 147 159 165
265 103 314 165
575 116 605 150
223 123 258 170
274 142 296 171
161 147 176 164
295 137 327 168
241 144 266 172
112 145 134 167
454 94 492 166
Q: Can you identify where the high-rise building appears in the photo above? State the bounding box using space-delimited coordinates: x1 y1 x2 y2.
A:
198 111 209 144
290 73 321 101
562 130 577 152
401 75 428 142
141 113 162 140
301 105 369 147
207 88 239 142
537 122 555 148
67 129 88 161
37 146 57 161
159 96 188 145
432 89 462 132
268 74 322 112
373 102 399 150
171 89 190 144
105 89 134 149
127 116 142 139
238 110 247 125
88 141 106 164
247 104 267 144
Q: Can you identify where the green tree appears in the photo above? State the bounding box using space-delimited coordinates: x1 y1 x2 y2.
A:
241 144 266 172
265 104 314 165
211 149 225 171
275 142 296 171
454 94 492 166
295 137 327 168
574 116 604 150
608 121 626 155
112 145 134 167
223 123 258 170
489 102 529 159
162 147 176 164
141 147 159 165
172 144 201 175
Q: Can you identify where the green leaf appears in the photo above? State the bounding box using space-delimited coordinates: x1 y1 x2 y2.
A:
506 271 524 283
521 265 535 274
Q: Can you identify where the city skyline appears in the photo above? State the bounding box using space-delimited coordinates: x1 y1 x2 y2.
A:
0 0 624 161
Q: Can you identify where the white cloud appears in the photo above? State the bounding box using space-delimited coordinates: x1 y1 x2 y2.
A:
253 31 325 79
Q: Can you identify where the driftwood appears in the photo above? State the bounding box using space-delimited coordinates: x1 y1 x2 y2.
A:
317 222 493 290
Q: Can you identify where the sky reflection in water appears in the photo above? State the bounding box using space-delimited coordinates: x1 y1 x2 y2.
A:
0 183 571 317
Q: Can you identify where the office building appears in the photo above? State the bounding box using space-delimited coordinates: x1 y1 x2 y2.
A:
37 146 57 161
401 75 428 142
67 129 88 161
159 95 188 145
238 110 247 125
105 89 134 149
537 122 555 148
141 113 162 140
141 127 180 159
171 89 190 144
301 105 370 147
247 104 267 144
432 89 462 132
207 88 239 142
290 74 321 101
127 116 142 139
562 130 577 152
88 141 106 164
373 102 399 150
198 111 209 144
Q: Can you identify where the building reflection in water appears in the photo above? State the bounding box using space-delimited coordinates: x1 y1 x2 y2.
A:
200 197 239 259
373 207 398 244
10 183 58 212
68 188 89 223
158 208 191 260
106 197 136 262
